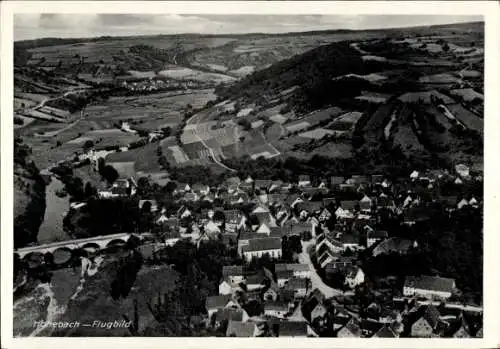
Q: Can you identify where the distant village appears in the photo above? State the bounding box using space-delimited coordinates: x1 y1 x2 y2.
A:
64 158 484 338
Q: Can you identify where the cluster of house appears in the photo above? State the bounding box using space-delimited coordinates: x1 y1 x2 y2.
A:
129 165 482 337
119 78 208 92
202 263 482 338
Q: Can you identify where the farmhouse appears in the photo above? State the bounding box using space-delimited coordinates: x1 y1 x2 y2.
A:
205 294 239 318
403 275 456 300
410 305 441 337
226 320 257 337
241 237 282 262
264 301 288 318
275 263 310 279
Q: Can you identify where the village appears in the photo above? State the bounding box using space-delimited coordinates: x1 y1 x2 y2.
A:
70 159 484 338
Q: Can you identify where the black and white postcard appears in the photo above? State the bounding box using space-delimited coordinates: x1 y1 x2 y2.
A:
1 1 499 348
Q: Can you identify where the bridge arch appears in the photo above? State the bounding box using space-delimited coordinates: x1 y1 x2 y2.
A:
80 242 101 254
23 252 44 269
105 238 127 248
53 247 73 265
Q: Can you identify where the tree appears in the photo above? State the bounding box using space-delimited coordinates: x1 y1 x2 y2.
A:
237 119 252 131
100 165 119 184
84 182 97 198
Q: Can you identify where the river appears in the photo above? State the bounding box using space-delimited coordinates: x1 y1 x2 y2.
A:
37 176 71 244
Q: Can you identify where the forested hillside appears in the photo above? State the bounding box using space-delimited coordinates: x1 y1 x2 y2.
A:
14 138 46 248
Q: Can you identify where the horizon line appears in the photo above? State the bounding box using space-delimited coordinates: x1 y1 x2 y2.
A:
14 19 483 44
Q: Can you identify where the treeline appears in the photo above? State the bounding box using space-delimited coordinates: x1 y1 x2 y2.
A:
361 205 483 305
14 138 46 248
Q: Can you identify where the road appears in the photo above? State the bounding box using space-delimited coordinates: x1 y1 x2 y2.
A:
299 238 344 299
184 107 237 172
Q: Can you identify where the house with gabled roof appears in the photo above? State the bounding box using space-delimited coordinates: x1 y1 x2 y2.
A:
345 266 365 289
206 294 239 318
212 308 249 329
337 318 362 337
254 179 272 191
371 174 384 185
318 207 332 222
298 175 311 187
226 320 257 337
359 195 373 211
278 321 316 337
373 323 400 338
410 304 441 337
275 263 310 279
284 277 308 299
372 237 417 256
403 275 456 300
330 176 345 188
241 237 282 262
366 230 388 248
264 301 288 318
276 269 295 288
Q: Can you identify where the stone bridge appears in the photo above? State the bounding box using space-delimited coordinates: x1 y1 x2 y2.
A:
14 233 150 262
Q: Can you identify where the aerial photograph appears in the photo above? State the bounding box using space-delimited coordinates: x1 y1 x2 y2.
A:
13 14 483 338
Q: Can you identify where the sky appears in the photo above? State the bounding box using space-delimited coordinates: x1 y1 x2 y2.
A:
14 14 482 41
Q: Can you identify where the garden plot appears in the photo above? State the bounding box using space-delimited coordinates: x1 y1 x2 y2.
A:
158 66 236 84
446 104 483 134
286 121 310 133
355 91 391 104
299 128 343 139
398 90 455 104
76 129 142 148
419 73 461 84
14 98 37 110
270 114 289 124
127 70 157 79
333 73 388 83
39 106 71 118
228 66 255 77
449 88 483 102
167 145 190 164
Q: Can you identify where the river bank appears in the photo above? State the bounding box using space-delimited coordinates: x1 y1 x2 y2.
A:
37 176 71 244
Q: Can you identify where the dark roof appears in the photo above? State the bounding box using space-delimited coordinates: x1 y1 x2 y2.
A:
254 179 272 188
372 237 415 256
265 301 288 311
373 324 398 338
275 263 309 273
241 237 282 253
350 175 370 185
361 319 383 335
282 222 311 236
342 318 362 336
226 320 256 337
206 294 232 310
296 201 323 213
279 321 309 337
340 200 358 211
276 269 295 280
405 275 455 293
222 265 244 278
331 176 345 185
404 208 431 222
298 175 310 182
368 230 388 239
224 209 241 222
253 211 273 225
285 277 308 290
422 304 441 328
111 186 128 195
371 174 384 184
213 308 244 322
323 197 337 206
